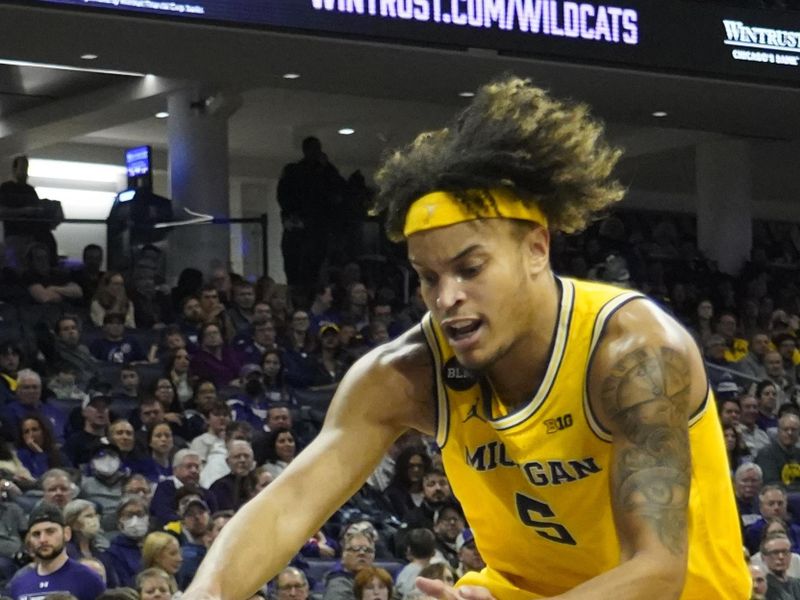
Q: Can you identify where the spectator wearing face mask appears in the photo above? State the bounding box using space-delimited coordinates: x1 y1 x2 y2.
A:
100 495 149 588
80 445 129 532
64 499 109 563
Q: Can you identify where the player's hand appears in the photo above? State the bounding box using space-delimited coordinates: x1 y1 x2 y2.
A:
416 578 496 600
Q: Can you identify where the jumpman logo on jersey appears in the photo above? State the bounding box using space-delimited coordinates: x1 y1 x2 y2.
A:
463 398 486 423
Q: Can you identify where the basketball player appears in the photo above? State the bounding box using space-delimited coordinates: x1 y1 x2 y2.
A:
185 78 749 599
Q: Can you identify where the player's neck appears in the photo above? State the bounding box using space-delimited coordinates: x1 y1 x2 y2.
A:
37 551 68 576
486 273 560 408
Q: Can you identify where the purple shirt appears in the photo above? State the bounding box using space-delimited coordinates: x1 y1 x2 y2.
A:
10 557 105 600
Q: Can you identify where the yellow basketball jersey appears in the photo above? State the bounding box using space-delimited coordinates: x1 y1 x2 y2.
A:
421 276 750 600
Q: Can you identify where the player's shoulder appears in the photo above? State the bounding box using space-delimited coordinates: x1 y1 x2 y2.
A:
601 295 698 354
338 324 435 432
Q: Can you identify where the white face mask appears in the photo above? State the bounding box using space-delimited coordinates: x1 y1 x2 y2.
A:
120 515 149 539
92 455 121 477
81 515 101 537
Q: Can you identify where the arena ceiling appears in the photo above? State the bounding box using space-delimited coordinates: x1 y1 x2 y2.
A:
0 2 798 190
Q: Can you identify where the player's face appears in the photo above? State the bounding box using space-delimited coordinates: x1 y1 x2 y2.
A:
408 219 548 371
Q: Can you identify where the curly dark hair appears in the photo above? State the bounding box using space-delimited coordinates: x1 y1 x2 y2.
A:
373 76 624 241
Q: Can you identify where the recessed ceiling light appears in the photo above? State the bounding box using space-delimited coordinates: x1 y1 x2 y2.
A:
459 91 475 98
155 112 169 119
80 53 99 61
338 128 355 136
282 73 301 80
652 111 668 118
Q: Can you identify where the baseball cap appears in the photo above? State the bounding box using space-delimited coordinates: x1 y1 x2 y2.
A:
318 322 340 337
27 502 65 530
240 364 263 379
178 494 210 517
455 528 475 551
82 393 110 410
715 380 740 397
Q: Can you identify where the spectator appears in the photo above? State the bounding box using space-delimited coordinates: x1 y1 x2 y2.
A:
189 400 230 465
80 444 127 531
323 531 375 600
309 284 336 333
764 352 792 407
109 419 153 477
173 492 211 590
41 468 76 510
189 323 241 388
393 528 436 600
234 319 280 368
121 474 152 503
149 449 215 527
739 331 771 382
136 567 177 600
749 563 767 600
757 380 781 433
64 499 109 561
165 348 193 407
751 519 800 579
16 414 70 478
261 428 297 479
775 333 800 388
352 567 393 600
455 528 484 577
21 243 82 304
761 534 800 598
208 440 257 511
71 244 104 304
3 368 67 444
718 395 742 429
403 469 454 532
431 503 465 569
416 562 455 587
208 267 232 307
145 422 175 483
308 323 347 389
113 365 141 406
275 566 310 600
91 272 136 329
277 136 345 291
129 269 173 330
0 341 21 404
740 394 771 456
9 503 106 600
261 351 296 408
745 485 800 555
141 532 182 584
171 268 203 314
47 364 89 406
735 463 764 526
715 311 748 363
150 378 183 428
89 313 147 364
101 495 148 588
0 492 26 586
63 395 110 467
227 364 268 430
51 315 99 389
227 280 257 335
177 295 204 347
724 424 751 473
199 285 235 342
384 447 431 521
756 413 800 492
148 326 188 367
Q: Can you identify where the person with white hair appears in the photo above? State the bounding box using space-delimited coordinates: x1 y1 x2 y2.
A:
64 498 108 560
2 368 67 444
149 448 217 527
735 462 764 526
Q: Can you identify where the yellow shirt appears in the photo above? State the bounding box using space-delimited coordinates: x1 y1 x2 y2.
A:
421 277 749 600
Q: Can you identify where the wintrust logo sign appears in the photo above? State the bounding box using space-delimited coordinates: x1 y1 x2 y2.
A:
723 19 800 67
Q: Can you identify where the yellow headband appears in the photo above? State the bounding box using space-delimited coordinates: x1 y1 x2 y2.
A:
403 188 548 238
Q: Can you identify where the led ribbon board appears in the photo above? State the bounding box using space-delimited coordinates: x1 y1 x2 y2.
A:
25 0 800 85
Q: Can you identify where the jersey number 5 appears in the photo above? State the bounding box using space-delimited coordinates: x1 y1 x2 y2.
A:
515 492 576 545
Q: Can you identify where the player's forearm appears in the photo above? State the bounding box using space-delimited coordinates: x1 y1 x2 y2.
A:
552 554 685 600
187 485 306 600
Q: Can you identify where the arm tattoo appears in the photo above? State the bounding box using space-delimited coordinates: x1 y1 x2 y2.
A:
601 346 691 556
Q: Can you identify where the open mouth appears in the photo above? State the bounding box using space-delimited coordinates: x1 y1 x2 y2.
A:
444 320 482 341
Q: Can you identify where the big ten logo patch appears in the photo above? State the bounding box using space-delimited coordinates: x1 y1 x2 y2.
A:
443 357 477 391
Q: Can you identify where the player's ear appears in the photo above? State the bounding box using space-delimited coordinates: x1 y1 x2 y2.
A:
521 223 550 276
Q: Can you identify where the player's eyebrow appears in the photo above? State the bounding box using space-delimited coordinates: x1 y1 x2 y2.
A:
410 244 484 268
